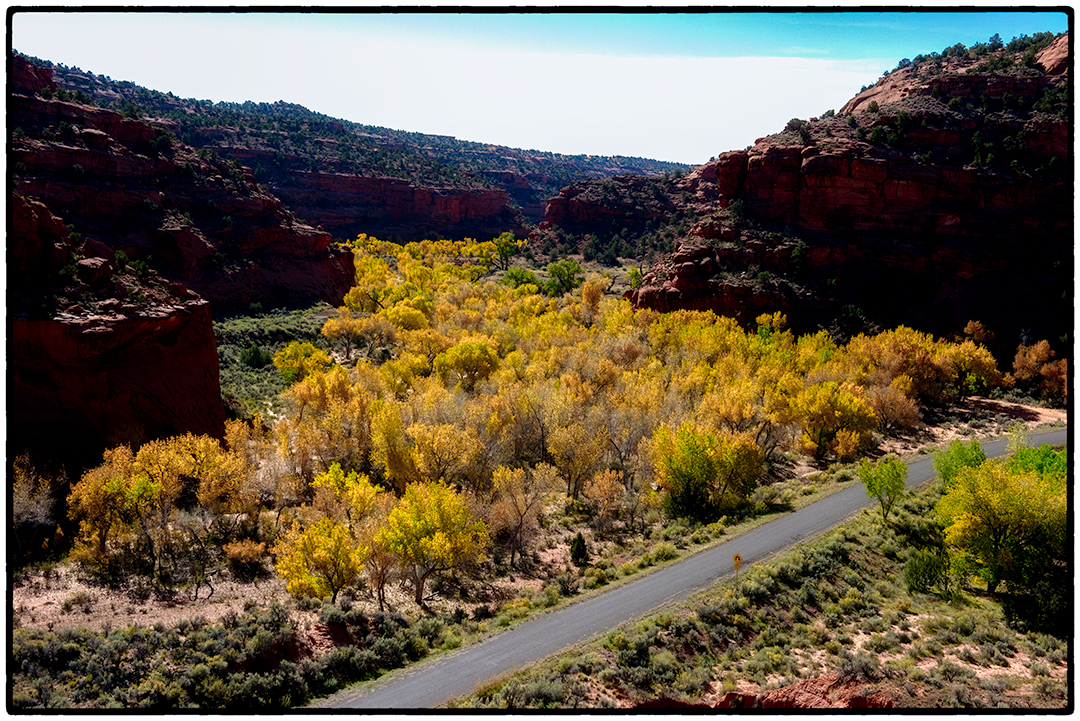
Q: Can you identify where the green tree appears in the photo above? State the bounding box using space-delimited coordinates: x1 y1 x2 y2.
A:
858 454 907 524
936 457 1066 594
569 531 589 566
377 481 488 607
543 259 584 297
274 517 368 604
650 423 762 523
492 231 524 271
932 438 986 488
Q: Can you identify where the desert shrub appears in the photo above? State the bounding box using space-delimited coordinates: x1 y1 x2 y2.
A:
413 616 443 645
371 635 407 669
904 548 947 593
936 659 976 683
674 665 712 696
651 542 679 562
1034 676 1065 700
650 649 681 686
583 567 609 590
61 591 94 614
865 632 901 654
838 650 881 681
837 586 866 614
555 571 579 597
224 540 267 582
537 585 561 607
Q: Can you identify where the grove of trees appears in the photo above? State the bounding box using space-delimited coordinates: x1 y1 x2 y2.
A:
56 232 1058 611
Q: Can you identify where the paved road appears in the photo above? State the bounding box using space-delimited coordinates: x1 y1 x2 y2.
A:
315 427 1068 709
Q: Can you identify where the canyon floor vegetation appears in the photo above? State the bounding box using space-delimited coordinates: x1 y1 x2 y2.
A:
11 234 1068 710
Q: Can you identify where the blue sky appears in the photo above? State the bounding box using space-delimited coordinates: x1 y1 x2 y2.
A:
11 9 1069 164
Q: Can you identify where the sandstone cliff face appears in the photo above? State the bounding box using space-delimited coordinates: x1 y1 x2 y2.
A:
11 300 227 461
227 149 524 242
575 36 1071 343
10 55 354 312
10 193 226 465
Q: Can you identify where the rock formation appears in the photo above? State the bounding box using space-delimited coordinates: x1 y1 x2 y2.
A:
10 54 354 313
547 34 1071 346
225 149 525 242
9 55 356 464
10 193 226 466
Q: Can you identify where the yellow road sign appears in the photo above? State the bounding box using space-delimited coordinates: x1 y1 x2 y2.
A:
733 554 742 569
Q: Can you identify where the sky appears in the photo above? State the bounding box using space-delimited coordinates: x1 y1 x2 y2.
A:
10 7 1070 165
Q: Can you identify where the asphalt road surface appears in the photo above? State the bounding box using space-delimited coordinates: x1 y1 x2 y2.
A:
315 427 1068 709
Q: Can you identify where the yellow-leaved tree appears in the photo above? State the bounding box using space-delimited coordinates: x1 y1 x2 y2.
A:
273 340 332 383
274 517 369 604
68 445 138 564
377 481 488 607
648 422 763 523
791 381 877 461
491 463 558 567
936 450 1067 595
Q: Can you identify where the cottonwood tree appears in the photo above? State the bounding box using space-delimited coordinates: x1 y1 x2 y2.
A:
649 423 763 523
547 412 610 499
932 439 986 488
274 517 369 604
858 454 907 524
492 231 524 270
936 455 1066 594
12 453 58 560
1011 340 1068 402
68 446 137 563
491 463 558 566
791 381 877 461
408 422 483 488
583 468 624 536
321 307 367 360
273 341 333 383
434 340 499 391
377 481 488 607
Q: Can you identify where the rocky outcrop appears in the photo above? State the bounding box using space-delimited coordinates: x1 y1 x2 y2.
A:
231 157 525 243
10 55 354 312
629 242 801 325
10 193 225 465
11 300 226 461
1037 33 1070 74
611 37 1071 342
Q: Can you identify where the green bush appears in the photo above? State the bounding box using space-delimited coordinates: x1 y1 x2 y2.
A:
569 532 589 566
651 542 678 563
904 548 947 593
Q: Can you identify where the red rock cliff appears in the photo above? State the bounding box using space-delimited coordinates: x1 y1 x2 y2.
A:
12 300 226 453
10 193 226 464
604 37 1071 341
10 55 354 312
226 148 526 243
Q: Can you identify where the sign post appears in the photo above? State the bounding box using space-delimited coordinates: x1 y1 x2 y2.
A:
733 553 742 587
